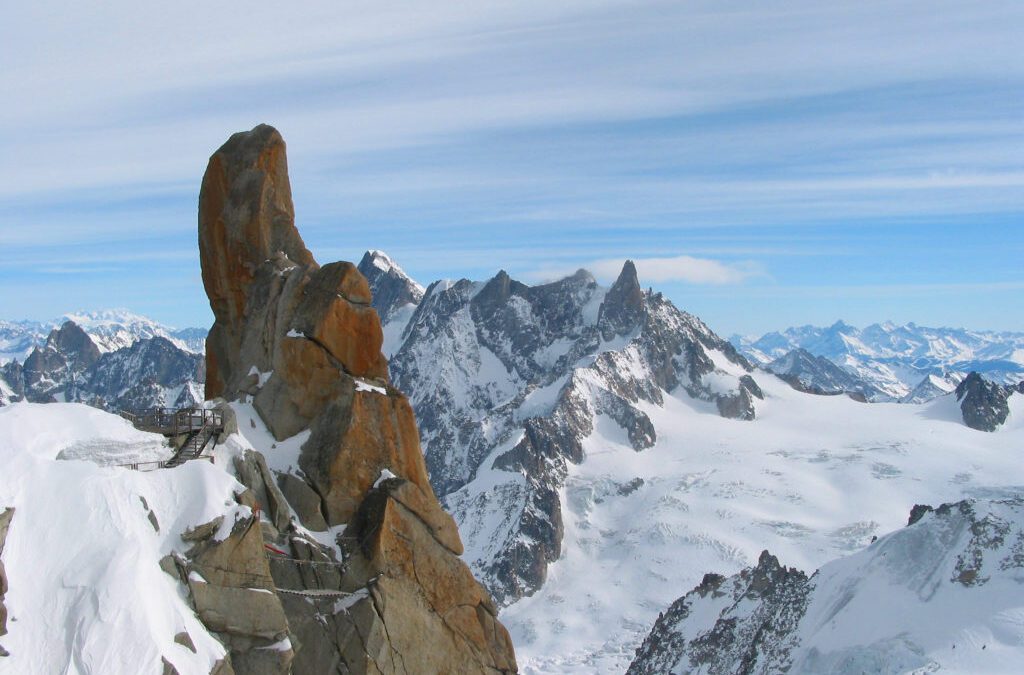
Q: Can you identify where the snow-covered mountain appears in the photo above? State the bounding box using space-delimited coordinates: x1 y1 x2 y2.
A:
0 320 204 410
356 250 425 357
765 347 884 401
0 309 207 363
0 320 49 365
628 496 1024 674
370 252 1024 672
900 372 962 404
382 259 762 607
734 321 1024 401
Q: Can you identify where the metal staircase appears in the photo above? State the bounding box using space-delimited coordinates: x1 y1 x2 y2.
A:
119 407 225 470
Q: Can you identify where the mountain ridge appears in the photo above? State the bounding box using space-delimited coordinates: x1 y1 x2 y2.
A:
1 309 207 363
628 496 1024 674
364 251 1024 672
734 321 1024 401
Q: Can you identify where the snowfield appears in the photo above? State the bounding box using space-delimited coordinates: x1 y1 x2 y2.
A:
0 403 249 674
498 377 1024 673
0 383 1022 673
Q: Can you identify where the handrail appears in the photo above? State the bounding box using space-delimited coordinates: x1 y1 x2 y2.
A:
116 455 215 471
117 406 225 471
120 407 224 436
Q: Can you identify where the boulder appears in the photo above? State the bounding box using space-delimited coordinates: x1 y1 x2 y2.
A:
186 514 274 590
188 583 289 641
232 451 291 533
180 507 294 672
276 473 327 532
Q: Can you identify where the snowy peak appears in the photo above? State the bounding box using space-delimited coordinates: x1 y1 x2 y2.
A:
61 308 187 353
767 347 882 400
386 263 760 603
0 309 206 362
356 249 425 323
900 372 961 404
0 320 49 364
735 321 1024 400
629 496 1024 674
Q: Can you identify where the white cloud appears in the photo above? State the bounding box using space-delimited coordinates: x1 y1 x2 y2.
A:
528 255 763 286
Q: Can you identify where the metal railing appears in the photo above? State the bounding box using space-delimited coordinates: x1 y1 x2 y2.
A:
117 455 216 471
120 407 224 437
116 406 225 471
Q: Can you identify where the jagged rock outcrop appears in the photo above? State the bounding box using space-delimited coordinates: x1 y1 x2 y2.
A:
628 497 1024 674
164 505 294 674
955 371 1017 432
628 551 809 675
384 257 761 603
87 336 205 410
21 321 99 401
198 124 516 673
0 507 12 658
597 260 645 340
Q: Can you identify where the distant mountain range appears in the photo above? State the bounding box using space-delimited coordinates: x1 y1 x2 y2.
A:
0 309 206 363
733 321 1024 401
0 311 207 410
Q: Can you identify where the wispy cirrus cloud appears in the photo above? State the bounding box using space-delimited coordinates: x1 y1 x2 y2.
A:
1 1 1022 331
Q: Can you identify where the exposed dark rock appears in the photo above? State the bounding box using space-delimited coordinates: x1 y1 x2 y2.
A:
956 371 1012 432
618 477 645 496
174 631 197 653
908 503 934 526
628 550 809 675
598 260 644 340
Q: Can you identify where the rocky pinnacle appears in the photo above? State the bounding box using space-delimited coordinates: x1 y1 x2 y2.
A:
198 124 516 673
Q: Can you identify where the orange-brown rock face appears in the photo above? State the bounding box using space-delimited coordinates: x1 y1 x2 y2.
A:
198 124 516 674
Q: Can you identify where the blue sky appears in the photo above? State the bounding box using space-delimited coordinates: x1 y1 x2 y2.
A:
1 1 1022 336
